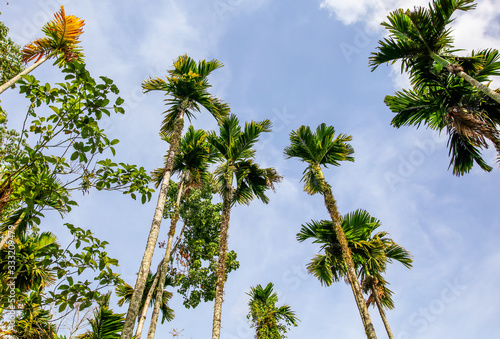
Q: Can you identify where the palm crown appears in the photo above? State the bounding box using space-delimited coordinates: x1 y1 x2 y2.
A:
152 126 215 189
297 209 412 309
247 282 299 338
369 0 476 76
209 114 281 205
283 123 354 195
22 6 85 65
384 49 500 175
142 55 230 135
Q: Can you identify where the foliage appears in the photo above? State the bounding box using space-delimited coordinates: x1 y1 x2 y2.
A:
384 50 500 175
370 0 500 175
76 294 125 339
142 54 230 135
116 271 175 324
209 114 281 204
165 181 240 309
297 209 412 309
283 123 354 195
369 0 478 79
3 290 57 339
0 18 23 89
0 61 153 229
0 224 123 316
21 6 85 66
247 282 299 339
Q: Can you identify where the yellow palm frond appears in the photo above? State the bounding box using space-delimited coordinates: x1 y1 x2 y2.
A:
21 6 85 65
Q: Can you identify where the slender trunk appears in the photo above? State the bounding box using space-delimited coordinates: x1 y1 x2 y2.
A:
135 261 163 339
0 56 50 95
0 211 26 249
147 178 185 339
120 114 185 339
211 182 233 339
371 280 394 339
317 167 376 339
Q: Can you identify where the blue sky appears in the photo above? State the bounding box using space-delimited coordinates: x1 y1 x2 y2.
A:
2 0 500 338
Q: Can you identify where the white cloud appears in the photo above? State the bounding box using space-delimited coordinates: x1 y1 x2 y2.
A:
320 0 429 28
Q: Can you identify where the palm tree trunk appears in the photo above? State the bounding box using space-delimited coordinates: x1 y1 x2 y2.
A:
134 261 163 339
147 178 185 339
120 114 185 339
0 211 26 249
211 184 233 339
319 173 377 339
0 56 50 95
371 280 394 339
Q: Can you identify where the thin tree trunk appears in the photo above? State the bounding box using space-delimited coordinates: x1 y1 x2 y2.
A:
318 168 377 339
371 280 394 339
0 56 50 95
135 261 163 339
147 178 185 339
211 183 233 339
121 114 185 339
0 211 26 249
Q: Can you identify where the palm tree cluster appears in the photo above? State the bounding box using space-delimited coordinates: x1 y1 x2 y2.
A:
1 0 499 338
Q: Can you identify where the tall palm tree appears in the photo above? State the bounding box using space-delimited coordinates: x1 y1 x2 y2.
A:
0 6 85 94
208 114 282 339
247 282 299 339
384 50 500 175
297 209 412 339
146 127 214 339
121 55 229 339
369 0 500 104
284 124 377 339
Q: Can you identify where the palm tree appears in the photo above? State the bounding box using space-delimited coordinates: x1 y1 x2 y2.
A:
369 0 500 104
0 6 85 94
297 209 412 339
208 114 282 339
116 271 175 338
284 124 377 339
384 50 500 175
76 294 125 339
247 282 299 339
121 55 229 339
146 127 214 339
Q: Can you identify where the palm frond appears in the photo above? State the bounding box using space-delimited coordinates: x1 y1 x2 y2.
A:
22 6 84 65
